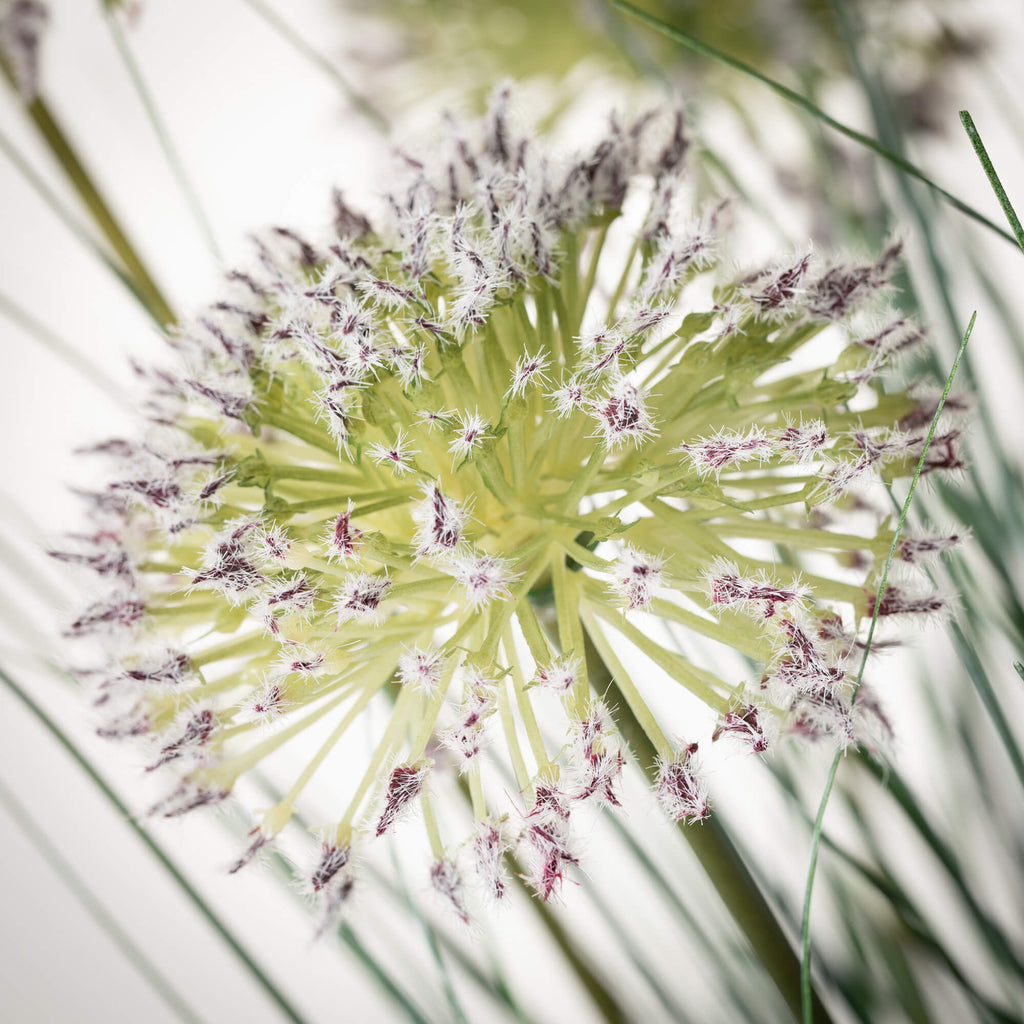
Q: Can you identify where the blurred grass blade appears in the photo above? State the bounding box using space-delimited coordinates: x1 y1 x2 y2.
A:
581 631 834 1023
608 0 1016 248
388 845 469 1024
0 667 312 1024
607 815 774 1021
948 620 1024 793
851 761 1024 984
246 769 532 1022
238 0 389 134
0 124 145 302
0 288 126 402
103 5 223 263
0 774 207 1024
960 110 1024 253
0 62 176 326
800 312 975 1024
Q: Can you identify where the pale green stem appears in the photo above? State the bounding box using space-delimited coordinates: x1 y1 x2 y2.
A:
238 0 389 133
0 289 127 402
579 605 673 760
0 667 311 1024
800 312 974 1024
103 6 223 262
0 775 206 1024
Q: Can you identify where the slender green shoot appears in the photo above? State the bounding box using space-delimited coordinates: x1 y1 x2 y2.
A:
0 667 312 1024
0 288 126 403
799 312 976 1024
0 60 176 326
239 0 389 134
0 774 207 1024
960 110 1024 254
609 0 1016 248
103 5 223 263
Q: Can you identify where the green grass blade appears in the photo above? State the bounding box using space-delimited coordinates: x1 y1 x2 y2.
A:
103 6 223 263
960 110 1024 254
388 846 470 1024
0 124 144 301
238 0 389 134
607 0 1016 248
0 288 126 403
0 62 176 326
0 667 312 1024
583 634 834 1023
799 312 975 1024
948 620 1024 793
0 774 208 1024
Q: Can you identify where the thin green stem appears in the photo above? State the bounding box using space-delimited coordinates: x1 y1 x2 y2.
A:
0 774 207 1024
239 0 389 134
0 62 176 326
609 0 1016 248
103 6 223 262
960 110 1024 254
0 288 126 402
0 667 312 1024
799 312 975 1024
582 634 833 1022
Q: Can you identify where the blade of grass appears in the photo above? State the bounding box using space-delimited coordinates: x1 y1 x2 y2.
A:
0 61 176 326
607 0 1016 248
800 312 975 1024
103 4 223 263
0 288 126 403
0 666 312 1024
238 0 389 134
605 814 776 1022
773 759 1021 1020
0 123 145 303
244 768 535 1023
0 773 208 1024
388 845 470 1024
581 629 835 1023
960 110 1024 253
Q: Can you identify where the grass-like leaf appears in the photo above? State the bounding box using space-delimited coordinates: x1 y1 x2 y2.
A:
0 774 206 1024
103 6 223 263
960 110 1024 254
0 666 312 1024
608 0 1016 248
799 311 975 1024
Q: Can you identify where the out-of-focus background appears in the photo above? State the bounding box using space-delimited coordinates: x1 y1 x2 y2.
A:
1 2 1023 1022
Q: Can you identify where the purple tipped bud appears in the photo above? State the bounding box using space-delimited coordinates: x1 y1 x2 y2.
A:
656 745 709 822
375 762 431 837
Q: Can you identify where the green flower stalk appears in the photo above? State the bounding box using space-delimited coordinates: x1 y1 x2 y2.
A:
58 87 962 927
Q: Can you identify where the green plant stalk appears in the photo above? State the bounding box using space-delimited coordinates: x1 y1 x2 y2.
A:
0 60 176 327
0 667 311 1024
0 288 126 402
582 637 833 1023
0 774 207 1024
103 5 223 263
799 312 975 1024
239 0 389 134
960 110 1024 253
388 844 470 1024
608 0 1016 248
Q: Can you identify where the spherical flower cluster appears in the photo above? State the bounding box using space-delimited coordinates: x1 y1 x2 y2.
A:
57 88 963 925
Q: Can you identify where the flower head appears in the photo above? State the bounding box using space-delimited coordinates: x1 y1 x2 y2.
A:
59 91 962 922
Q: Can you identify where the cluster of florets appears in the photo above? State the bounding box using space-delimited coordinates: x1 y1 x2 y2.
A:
57 87 964 927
